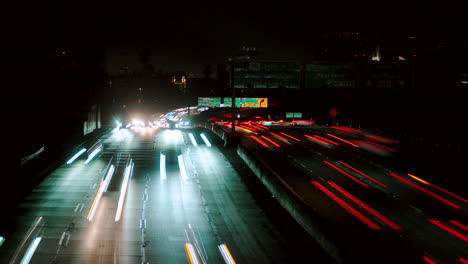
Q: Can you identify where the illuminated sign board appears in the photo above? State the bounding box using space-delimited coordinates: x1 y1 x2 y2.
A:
197 97 221 107
286 112 302 118
223 98 268 108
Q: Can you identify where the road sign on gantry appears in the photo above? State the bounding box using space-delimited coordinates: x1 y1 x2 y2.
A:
286 112 302 118
223 97 268 108
198 97 221 107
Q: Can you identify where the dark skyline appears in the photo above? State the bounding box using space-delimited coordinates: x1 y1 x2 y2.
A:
3 1 467 76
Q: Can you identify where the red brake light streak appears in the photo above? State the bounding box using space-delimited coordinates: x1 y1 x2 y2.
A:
328 182 401 230
326 133 359 147
407 173 468 204
323 160 368 187
260 135 281 147
428 219 468 242
311 181 380 230
389 173 460 209
364 134 399 144
450 220 468 231
250 135 269 148
280 132 301 141
338 161 387 187
304 134 330 145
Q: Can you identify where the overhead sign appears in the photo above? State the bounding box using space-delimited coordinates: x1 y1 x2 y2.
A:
198 97 221 107
223 98 268 108
286 112 302 118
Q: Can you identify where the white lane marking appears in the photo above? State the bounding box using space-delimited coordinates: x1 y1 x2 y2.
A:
178 154 188 184
189 133 198 147
200 133 212 147
58 232 66 246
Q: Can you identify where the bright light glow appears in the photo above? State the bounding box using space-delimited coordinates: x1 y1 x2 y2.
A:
338 161 387 187
323 160 368 187
185 243 200 264
428 219 468 242
407 173 468 203
115 162 133 221
160 153 167 182
280 132 301 141
66 148 87 164
200 133 212 147
326 133 359 147
178 154 188 183
260 135 281 147
84 146 103 164
0 236 5 247
87 182 105 221
103 165 115 192
311 181 380 230
126 123 132 128
389 173 460 209
250 135 269 148
218 243 237 264
460 257 468 264
132 119 145 127
20 236 42 264
328 182 401 230
189 133 198 146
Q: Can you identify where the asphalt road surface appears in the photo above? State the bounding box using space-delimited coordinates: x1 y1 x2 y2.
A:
0 126 336 264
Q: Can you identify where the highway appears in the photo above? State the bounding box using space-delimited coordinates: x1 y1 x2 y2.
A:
214 121 468 264
0 126 335 264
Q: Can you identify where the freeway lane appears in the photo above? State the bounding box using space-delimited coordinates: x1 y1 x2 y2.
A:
218 122 468 263
0 126 335 264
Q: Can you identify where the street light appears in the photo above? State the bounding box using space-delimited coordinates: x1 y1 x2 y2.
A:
228 47 259 135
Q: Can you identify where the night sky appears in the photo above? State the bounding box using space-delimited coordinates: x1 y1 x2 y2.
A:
2 1 466 76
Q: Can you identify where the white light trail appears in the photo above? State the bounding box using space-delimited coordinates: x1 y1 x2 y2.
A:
200 133 212 147
188 133 198 146
160 153 167 182
87 181 105 221
19 236 42 264
103 165 115 192
0 236 5 247
115 162 133 221
177 154 188 183
84 146 103 164
218 243 236 264
66 148 87 164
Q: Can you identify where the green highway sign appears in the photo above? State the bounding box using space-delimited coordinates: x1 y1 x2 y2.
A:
222 97 268 108
198 97 221 107
286 112 302 118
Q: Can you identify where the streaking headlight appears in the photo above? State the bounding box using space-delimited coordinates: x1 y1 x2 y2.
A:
184 121 189 125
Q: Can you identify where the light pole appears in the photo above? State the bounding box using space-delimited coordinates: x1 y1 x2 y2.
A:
228 47 258 135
